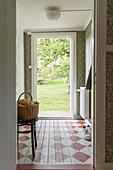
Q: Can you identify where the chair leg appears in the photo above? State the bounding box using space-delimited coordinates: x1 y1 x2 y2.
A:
31 122 35 158
34 122 37 148
17 118 19 146
17 124 19 146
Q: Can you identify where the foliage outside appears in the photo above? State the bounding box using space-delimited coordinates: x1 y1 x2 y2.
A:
37 38 70 80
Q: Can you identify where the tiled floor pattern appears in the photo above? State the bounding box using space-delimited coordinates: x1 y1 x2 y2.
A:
18 120 92 164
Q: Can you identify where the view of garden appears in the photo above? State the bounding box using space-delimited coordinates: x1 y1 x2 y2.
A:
37 80 70 111
37 38 70 111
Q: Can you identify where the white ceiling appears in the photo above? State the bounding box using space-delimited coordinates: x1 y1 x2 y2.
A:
17 0 93 32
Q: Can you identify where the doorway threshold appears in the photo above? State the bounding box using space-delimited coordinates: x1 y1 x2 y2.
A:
17 164 94 170
39 110 71 118
39 117 73 120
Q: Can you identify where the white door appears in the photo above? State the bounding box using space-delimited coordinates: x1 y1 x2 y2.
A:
31 33 76 118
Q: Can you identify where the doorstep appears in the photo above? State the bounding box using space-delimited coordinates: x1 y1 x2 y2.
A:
17 164 94 170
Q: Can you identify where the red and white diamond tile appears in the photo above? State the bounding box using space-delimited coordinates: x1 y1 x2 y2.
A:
18 120 92 164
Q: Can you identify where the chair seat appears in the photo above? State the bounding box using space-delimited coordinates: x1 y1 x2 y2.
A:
18 116 39 124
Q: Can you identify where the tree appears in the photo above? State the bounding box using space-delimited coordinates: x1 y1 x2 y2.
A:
37 38 70 79
53 57 70 80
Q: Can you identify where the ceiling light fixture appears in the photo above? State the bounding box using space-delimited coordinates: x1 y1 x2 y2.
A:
45 7 92 20
45 8 61 20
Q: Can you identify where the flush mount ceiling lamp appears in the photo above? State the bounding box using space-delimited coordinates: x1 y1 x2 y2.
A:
45 8 61 20
45 7 92 20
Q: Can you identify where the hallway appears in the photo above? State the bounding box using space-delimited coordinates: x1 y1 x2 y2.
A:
18 120 92 164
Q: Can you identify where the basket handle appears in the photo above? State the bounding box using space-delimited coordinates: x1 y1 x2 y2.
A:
17 92 33 105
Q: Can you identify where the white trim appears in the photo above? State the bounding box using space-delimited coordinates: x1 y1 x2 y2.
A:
84 12 92 30
25 27 84 33
96 163 113 170
91 0 95 166
31 32 76 118
70 33 76 118
95 0 106 164
32 32 76 38
31 34 37 101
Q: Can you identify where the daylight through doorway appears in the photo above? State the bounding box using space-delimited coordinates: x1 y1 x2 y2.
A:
37 38 71 118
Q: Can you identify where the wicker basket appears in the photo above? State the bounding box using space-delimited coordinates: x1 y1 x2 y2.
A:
18 92 39 121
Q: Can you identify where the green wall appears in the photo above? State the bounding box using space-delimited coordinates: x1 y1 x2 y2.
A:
106 0 113 162
24 32 32 101
76 21 92 115
76 31 85 115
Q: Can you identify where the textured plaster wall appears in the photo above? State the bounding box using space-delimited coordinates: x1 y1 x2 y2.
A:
76 21 92 115
76 31 85 115
24 32 32 101
106 0 113 162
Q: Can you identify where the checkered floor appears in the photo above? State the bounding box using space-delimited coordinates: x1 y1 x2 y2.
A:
18 120 92 164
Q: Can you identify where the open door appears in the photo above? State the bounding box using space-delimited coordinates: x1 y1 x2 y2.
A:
31 33 76 119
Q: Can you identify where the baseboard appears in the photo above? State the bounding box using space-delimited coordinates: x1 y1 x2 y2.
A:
96 163 113 170
17 164 94 170
74 115 84 120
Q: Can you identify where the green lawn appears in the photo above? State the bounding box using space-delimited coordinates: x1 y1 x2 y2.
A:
37 80 70 111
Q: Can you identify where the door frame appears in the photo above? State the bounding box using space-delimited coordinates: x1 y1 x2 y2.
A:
31 32 76 119
94 0 106 169
0 0 109 169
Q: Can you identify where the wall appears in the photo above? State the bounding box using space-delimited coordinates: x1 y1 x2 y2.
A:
106 0 113 163
16 30 24 99
0 0 16 169
24 33 32 101
75 21 92 115
76 32 85 115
